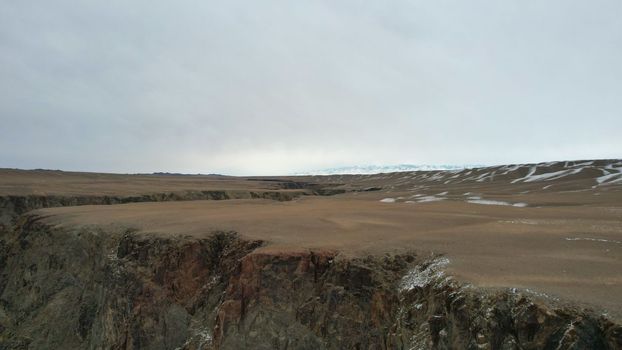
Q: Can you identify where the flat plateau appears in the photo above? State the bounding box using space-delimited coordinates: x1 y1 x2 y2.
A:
4 160 622 322
36 189 622 320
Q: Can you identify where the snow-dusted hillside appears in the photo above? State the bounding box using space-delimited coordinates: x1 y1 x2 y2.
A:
295 164 482 175
295 159 622 200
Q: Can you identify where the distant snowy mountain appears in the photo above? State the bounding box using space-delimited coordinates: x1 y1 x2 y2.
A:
295 164 483 175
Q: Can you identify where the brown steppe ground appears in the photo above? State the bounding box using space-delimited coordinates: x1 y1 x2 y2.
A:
4 160 622 319
0 168 292 195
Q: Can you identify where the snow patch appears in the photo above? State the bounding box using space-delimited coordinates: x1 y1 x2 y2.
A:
175 327 213 350
575 161 594 166
596 170 622 185
380 198 396 203
416 196 445 203
511 166 537 184
565 237 622 244
296 164 479 175
400 257 450 291
512 168 583 183
467 199 527 207
499 219 538 225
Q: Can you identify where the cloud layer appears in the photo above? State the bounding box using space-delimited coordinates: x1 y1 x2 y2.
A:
2 1 621 175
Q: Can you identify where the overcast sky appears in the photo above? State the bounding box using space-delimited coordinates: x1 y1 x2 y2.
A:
1 1 621 175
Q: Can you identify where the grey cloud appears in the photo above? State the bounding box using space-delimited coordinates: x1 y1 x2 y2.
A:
1 1 621 175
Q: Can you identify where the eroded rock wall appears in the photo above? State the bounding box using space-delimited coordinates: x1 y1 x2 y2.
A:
0 216 261 349
0 216 621 349
392 261 622 349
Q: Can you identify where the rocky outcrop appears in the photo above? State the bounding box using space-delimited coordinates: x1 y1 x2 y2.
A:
0 216 262 349
391 259 622 349
1 216 620 349
213 250 412 349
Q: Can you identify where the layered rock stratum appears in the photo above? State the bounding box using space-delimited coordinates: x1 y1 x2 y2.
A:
1 160 621 349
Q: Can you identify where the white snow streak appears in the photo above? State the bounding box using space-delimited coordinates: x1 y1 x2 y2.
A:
565 237 622 244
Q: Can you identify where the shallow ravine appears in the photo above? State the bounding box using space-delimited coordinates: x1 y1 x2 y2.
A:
0 190 311 231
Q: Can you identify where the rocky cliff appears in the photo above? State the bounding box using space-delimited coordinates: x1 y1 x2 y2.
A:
0 190 310 231
1 213 620 349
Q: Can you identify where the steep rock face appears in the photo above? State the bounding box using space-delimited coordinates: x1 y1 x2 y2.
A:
0 216 260 349
390 260 622 349
213 251 414 349
0 217 621 349
0 191 300 284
